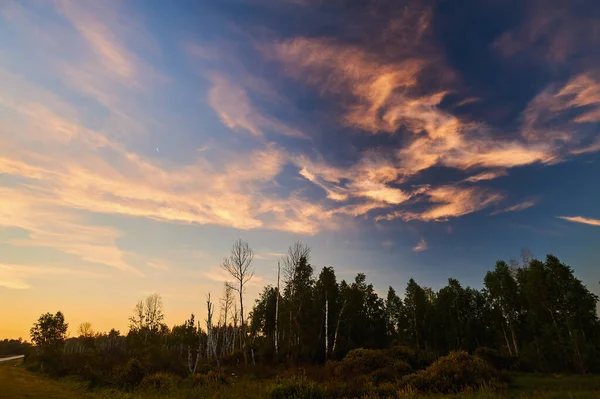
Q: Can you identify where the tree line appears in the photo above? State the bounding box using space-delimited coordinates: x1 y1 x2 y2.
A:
25 239 600 382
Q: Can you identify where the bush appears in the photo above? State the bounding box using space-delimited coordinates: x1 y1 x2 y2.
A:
188 368 227 387
368 360 412 384
401 351 504 394
336 348 391 376
138 372 180 393
117 357 146 390
270 375 325 399
475 346 518 370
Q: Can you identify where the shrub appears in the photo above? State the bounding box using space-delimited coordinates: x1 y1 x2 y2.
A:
368 360 412 384
188 368 227 387
117 357 146 390
336 348 391 376
387 346 417 364
270 375 325 399
401 351 503 394
138 372 180 393
475 346 518 370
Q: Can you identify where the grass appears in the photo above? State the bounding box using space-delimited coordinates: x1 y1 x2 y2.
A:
0 359 95 399
2 359 600 398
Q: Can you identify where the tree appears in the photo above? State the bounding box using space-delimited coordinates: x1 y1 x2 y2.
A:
314 267 339 360
283 253 315 361
282 241 311 290
30 311 69 374
78 322 94 338
484 261 520 356
221 239 255 363
129 293 165 333
404 279 425 350
275 261 281 357
30 311 69 348
385 286 404 343
220 282 235 357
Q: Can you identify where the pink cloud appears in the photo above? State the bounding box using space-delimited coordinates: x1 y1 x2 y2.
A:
413 238 428 252
557 216 600 227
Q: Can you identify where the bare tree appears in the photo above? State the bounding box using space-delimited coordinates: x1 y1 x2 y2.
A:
220 283 234 357
129 293 165 347
221 239 255 363
275 261 280 356
188 320 203 375
281 241 311 352
521 248 533 266
206 293 219 366
325 294 329 360
232 303 239 354
78 322 94 338
282 241 311 292
332 299 347 355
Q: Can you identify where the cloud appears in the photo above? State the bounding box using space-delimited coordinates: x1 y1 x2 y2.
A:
493 0 599 66
0 263 106 290
378 186 503 222
146 261 170 271
491 200 538 215
255 252 287 260
272 35 557 181
521 72 600 156
208 75 308 139
464 170 508 183
0 187 140 274
56 0 136 80
382 240 395 248
413 238 428 252
557 216 600 227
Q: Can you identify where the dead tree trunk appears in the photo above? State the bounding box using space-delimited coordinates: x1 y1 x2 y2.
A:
275 261 280 357
325 294 329 360
332 299 347 356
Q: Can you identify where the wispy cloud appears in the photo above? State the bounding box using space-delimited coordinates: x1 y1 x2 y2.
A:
557 216 600 227
413 238 428 252
272 34 557 182
464 170 508 183
491 200 538 215
493 0 599 66
208 75 308 139
382 240 395 248
378 186 503 222
0 263 106 290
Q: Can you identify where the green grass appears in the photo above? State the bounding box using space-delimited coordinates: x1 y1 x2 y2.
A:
0 359 95 399
2 359 600 399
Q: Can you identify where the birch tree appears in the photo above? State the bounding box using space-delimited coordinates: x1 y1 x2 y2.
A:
221 239 254 363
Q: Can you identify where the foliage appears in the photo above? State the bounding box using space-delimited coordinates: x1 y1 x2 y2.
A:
474 347 518 371
117 358 146 390
336 348 393 376
138 372 181 393
0 338 32 356
401 351 504 394
269 375 325 399
19 249 600 398
30 311 68 348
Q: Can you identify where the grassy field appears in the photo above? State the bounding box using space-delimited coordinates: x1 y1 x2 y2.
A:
0 359 94 399
2 359 600 399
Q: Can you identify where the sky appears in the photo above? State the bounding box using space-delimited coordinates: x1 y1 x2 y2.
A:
1 0 599 339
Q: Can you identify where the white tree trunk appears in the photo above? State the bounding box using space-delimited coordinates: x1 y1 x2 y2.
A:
325 296 329 360
332 299 346 356
275 261 280 356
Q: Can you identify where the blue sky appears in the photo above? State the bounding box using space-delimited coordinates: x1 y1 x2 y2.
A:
1 0 599 339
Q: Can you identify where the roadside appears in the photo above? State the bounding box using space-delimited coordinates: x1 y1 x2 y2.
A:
0 359 96 399
0 356 24 363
